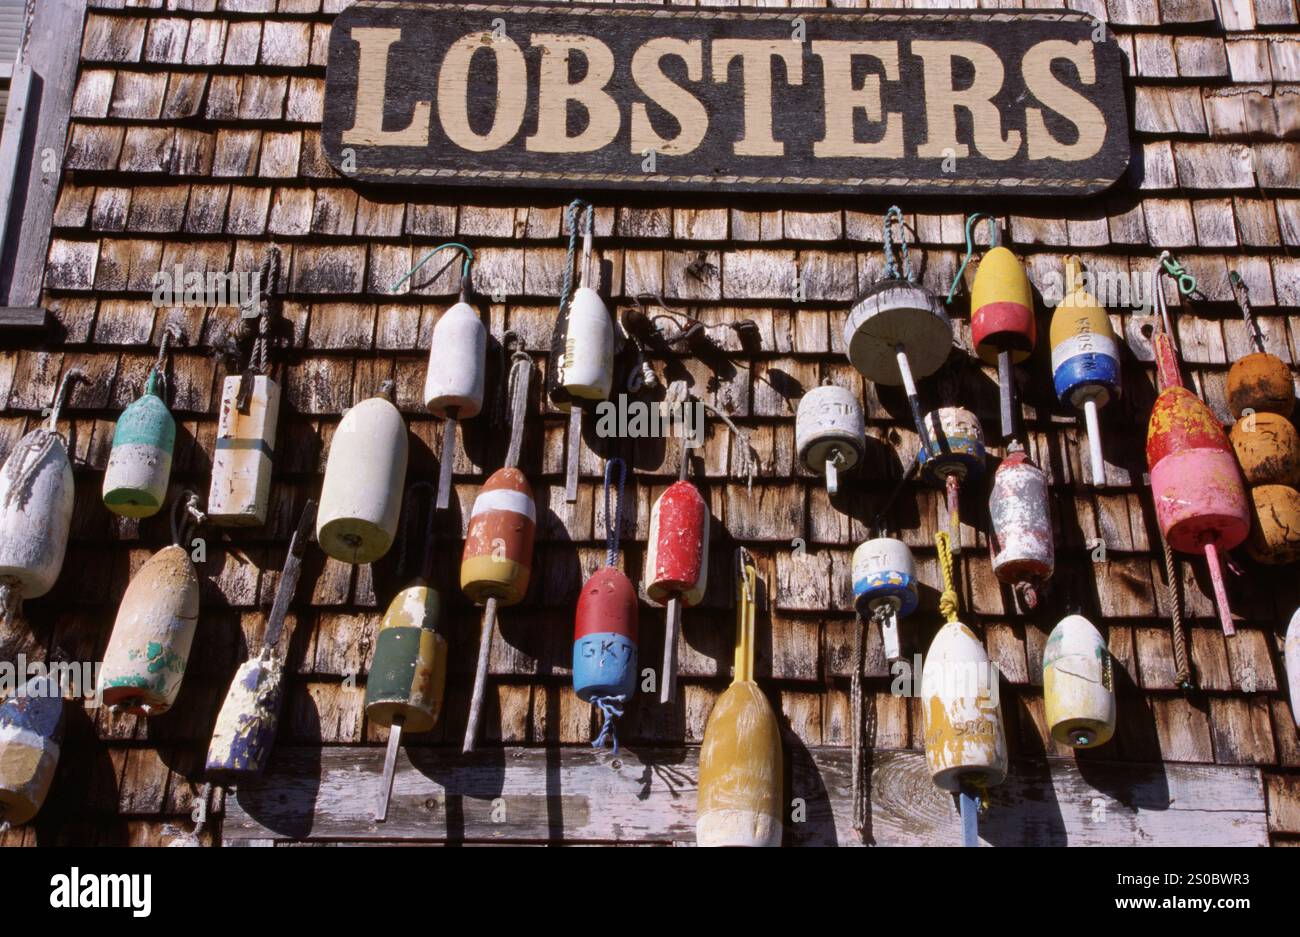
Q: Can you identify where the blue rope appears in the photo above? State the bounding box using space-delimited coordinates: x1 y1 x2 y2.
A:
603 457 626 568
946 212 999 304
391 241 475 293
881 206 913 283
559 200 594 321
591 695 626 752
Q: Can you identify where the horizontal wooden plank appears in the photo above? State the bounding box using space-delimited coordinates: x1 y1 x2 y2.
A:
0 307 50 329
224 746 1267 847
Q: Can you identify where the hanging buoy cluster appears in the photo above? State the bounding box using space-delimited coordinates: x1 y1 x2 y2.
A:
1225 274 1300 565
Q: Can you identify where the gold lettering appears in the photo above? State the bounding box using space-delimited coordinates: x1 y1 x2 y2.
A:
630 38 707 156
341 27 430 147
913 40 1021 161
811 41 903 159
526 34 620 153
711 39 804 157
1023 40 1104 161
437 33 527 153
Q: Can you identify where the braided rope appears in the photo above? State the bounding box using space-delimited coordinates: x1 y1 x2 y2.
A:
1162 531 1193 690
559 200 593 321
935 530 960 623
603 457 626 568
881 206 913 282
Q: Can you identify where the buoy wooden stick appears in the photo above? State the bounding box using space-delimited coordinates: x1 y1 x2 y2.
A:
437 407 459 510
565 405 582 503
461 351 535 753
895 347 933 456
1082 398 1105 485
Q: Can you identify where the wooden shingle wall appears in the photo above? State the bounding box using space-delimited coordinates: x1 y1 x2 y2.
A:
1 0 1300 846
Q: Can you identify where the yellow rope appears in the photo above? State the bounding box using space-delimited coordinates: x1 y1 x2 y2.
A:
935 531 959 624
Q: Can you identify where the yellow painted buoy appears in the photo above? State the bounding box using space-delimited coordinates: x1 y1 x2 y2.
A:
1043 614 1115 749
697 549 783 847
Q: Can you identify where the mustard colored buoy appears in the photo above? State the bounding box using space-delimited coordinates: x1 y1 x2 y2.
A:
1043 614 1115 749
208 373 280 527
317 384 409 565
1229 412 1300 487
0 370 84 630
1050 257 1121 486
99 541 201 716
103 335 177 519
1246 484 1300 565
1226 271 1294 419
697 549 783 847
0 675 64 829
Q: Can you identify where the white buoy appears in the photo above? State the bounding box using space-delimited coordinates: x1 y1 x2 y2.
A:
851 537 918 664
425 298 486 510
560 287 614 402
317 385 409 564
1043 614 1115 749
0 674 64 828
796 384 865 495
0 370 84 630
921 620 1007 793
208 374 280 527
1287 608 1300 727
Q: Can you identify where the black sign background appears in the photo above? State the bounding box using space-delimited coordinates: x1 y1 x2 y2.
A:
322 1 1130 197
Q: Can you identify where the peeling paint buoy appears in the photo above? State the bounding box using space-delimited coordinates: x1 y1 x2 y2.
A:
919 406 985 554
1043 614 1115 749
795 383 865 495
851 537 918 664
1229 411 1300 487
989 442 1054 608
0 675 64 828
317 384 409 565
922 620 1007 792
103 338 176 519
1246 484 1300 565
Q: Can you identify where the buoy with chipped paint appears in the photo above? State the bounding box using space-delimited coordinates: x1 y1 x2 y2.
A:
967 217 1034 439
1286 608 1300 727
368 485 448 821
1226 271 1295 419
1229 411 1300 487
317 382 409 565
697 549 783 847
1146 256 1248 637
99 496 202 716
461 350 536 753
796 383 865 496
574 459 637 752
548 201 613 502
919 406 985 554
1043 614 1115 749
1246 484 1300 565
205 500 316 783
1050 256 1121 487
0 675 64 829
989 442 1054 609
646 422 709 706
0 369 85 630
844 207 952 457
851 537 918 664
103 333 177 519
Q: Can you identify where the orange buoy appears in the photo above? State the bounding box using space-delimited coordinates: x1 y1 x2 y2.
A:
1246 484 1300 565
1229 412 1300 487
1226 271 1294 419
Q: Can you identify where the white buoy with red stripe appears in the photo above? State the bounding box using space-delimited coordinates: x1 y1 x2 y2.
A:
317 381 409 565
989 441 1054 609
796 382 865 495
461 350 536 752
646 441 709 705
548 201 613 503
0 369 85 631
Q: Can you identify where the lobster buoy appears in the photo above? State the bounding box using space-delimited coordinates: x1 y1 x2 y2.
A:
102 369 175 519
559 286 614 404
99 544 200 716
367 582 447 735
1228 353 1295 420
1147 386 1249 633
0 675 64 828
646 476 709 704
1050 257 1120 486
317 388 409 564
460 468 536 607
573 566 639 735
922 620 1007 790
851 537 918 664
697 549 782 847
1246 484 1300 565
795 384 865 495
1286 608 1300 727
971 240 1035 439
919 406 985 554
1229 412 1300 487
1043 614 1115 749
208 374 281 527
425 298 486 510
989 443 1054 608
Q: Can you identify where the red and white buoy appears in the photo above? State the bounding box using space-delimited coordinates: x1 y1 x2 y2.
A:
988 442 1054 609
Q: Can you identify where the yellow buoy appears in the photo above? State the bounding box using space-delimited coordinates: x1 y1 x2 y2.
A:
697 549 783 847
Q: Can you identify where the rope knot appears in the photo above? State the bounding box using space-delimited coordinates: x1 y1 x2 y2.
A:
590 695 625 753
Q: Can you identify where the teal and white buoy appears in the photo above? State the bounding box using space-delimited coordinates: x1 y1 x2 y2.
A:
102 331 177 519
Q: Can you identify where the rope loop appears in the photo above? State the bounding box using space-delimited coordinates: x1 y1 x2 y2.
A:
935 530 959 624
881 206 913 282
170 490 205 548
946 212 999 303
560 199 595 319
603 457 627 568
391 242 475 295
47 368 87 433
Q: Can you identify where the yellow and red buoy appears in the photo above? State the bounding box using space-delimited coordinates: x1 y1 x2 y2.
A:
970 231 1035 439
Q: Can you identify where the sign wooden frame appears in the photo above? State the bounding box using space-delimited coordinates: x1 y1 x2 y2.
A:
323 2 1130 197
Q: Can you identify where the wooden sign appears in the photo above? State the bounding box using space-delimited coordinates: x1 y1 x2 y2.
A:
323 2 1130 197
